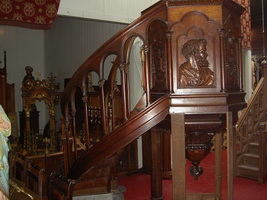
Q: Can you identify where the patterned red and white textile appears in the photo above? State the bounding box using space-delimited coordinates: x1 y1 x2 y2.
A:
233 0 251 49
0 0 60 29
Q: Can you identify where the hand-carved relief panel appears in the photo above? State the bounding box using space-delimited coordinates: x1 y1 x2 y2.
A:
148 20 168 92
178 39 214 87
170 12 220 92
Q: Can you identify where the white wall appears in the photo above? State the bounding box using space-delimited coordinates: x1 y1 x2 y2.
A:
0 26 47 128
58 0 160 24
0 16 126 131
45 17 126 88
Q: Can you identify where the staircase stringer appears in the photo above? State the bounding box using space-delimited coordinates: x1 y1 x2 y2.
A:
235 77 267 182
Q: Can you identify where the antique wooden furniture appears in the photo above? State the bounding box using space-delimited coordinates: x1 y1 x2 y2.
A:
0 51 15 115
9 151 59 198
12 152 28 182
20 73 60 154
54 0 246 200
10 179 43 200
25 160 45 198
49 172 75 200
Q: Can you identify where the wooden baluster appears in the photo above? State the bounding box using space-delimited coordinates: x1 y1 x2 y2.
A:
94 106 98 123
108 98 113 132
99 79 108 135
143 45 151 105
71 108 78 159
119 63 128 121
166 31 173 92
98 107 101 124
82 76 90 150
83 95 90 149
89 106 93 123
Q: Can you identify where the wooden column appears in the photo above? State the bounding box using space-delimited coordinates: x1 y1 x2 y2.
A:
215 132 223 200
171 113 186 200
150 126 163 200
227 111 234 200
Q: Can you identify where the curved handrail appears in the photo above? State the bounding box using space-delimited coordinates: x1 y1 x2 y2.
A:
68 95 170 180
63 1 166 97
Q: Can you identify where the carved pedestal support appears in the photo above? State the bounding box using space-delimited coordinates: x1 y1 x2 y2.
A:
171 112 234 200
171 113 186 200
150 126 163 200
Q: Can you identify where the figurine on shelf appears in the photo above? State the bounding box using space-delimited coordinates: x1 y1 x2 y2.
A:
0 105 11 200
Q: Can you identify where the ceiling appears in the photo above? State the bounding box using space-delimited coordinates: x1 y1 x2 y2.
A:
251 0 267 55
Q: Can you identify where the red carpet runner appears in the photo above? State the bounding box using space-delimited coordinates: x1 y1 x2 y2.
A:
119 150 267 200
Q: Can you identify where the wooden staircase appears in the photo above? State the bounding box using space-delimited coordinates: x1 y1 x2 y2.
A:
235 78 267 183
51 1 247 199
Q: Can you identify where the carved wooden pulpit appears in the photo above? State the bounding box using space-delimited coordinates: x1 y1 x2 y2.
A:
58 1 247 200
156 1 246 200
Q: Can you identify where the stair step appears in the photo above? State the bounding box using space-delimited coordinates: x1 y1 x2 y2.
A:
236 164 259 180
243 153 259 158
242 153 259 166
73 186 125 200
248 142 259 154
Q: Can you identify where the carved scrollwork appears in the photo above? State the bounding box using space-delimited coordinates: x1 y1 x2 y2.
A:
178 39 214 87
98 79 105 88
148 20 168 92
224 36 239 88
151 42 167 90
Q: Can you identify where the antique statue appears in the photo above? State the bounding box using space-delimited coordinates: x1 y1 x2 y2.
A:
22 66 35 85
21 66 37 111
179 39 214 87
0 105 11 200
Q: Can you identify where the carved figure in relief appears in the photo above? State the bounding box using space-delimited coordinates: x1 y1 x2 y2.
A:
179 39 214 87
